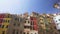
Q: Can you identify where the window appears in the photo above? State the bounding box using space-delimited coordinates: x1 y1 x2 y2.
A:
8 20 10 22
24 26 26 28
54 26 56 29
16 30 18 34
13 23 16 26
20 31 22 34
30 26 33 30
27 26 30 28
15 18 17 20
15 18 19 21
2 25 4 28
7 15 11 18
5 20 7 22
56 20 57 22
8 15 10 18
31 21 34 25
47 16 49 18
23 32 25 34
24 26 30 28
3 20 7 23
40 19 43 21
59 19 60 21
0 19 3 23
27 32 29 34
12 29 15 34
16 31 18 34
6 25 8 28
18 24 20 26
0 25 1 27
31 18 33 20
25 21 26 23
2 31 5 34
31 33 33 34
33 27 35 30
19 18 22 21
54 18 56 19
28 21 29 23
3 20 5 22
35 33 36 34
40 22 44 24
26 19 28 20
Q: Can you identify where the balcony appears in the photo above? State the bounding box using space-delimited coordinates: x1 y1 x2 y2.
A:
24 28 30 32
24 23 31 26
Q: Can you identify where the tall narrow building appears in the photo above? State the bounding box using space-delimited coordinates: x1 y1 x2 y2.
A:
30 16 38 34
7 14 24 34
23 17 30 34
0 13 11 34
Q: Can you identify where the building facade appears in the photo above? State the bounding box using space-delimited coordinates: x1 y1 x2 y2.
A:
7 14 24 34
0 12 60 34
0 14 11 34
23 17 30 34
30 16 38 34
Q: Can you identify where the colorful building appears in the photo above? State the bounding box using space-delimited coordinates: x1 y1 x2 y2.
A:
23 12 38 34
38 14 46 34
0 14 11 34
7 14 24 34
38 14 60 34
30 16 38 34
0 12 60 34
23 16 30 34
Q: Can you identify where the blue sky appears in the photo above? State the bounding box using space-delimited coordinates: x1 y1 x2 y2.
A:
0 0 59 14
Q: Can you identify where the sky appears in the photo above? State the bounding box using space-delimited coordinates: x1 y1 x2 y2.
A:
0 0 60 14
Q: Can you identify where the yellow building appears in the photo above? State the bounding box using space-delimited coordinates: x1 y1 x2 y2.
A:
0 14 11 34
39 15 46 29
0 18 11 34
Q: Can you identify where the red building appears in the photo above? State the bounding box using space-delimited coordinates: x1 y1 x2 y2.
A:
30 17 38 30
30 17 38 34
0 14 5 24
0 14 5 18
